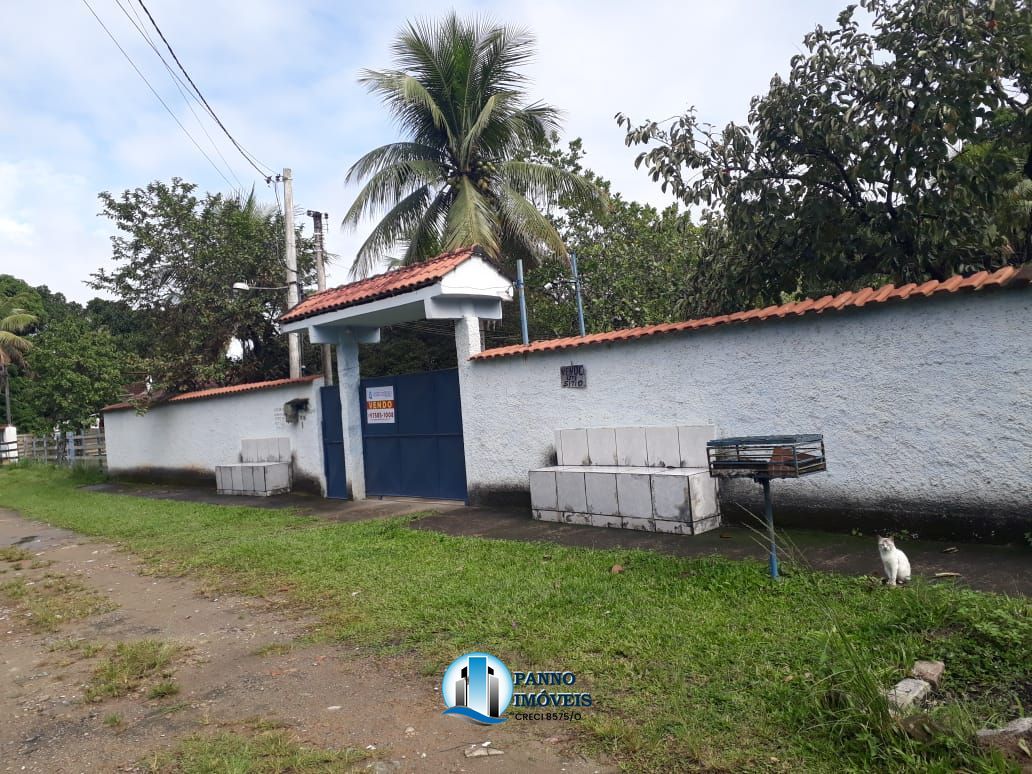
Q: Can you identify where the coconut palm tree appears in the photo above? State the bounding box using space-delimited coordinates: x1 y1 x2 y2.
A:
343 13 599 277
0 296 36 426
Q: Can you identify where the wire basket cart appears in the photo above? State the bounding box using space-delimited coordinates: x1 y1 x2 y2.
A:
706 435 827 578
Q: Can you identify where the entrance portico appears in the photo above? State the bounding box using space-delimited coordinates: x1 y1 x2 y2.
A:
279 247 512 501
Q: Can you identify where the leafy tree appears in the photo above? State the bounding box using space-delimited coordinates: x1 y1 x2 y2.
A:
89 179 317 398
618 0 1031 313
343 12 600 277
15 318 127 435
0 294 37 426
519 138 703 336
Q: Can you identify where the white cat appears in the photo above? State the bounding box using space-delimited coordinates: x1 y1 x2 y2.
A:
878 536 911 586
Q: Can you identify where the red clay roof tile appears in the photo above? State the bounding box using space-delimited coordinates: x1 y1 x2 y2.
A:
102 375 320 412
471 264 1030 361
279 247 480 324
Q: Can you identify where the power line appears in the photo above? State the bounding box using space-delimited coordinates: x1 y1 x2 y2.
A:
133 0 274 178
111 0 245 190
80 0 234 189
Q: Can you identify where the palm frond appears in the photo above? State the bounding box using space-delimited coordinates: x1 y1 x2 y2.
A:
350 185 437 278
500 160 602 208
0 311 37 334
342 159 445 229
444 178 500 257
497 182 567 260
345 143 444 185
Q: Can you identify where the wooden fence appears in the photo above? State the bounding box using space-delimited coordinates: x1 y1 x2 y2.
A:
0 429 106 468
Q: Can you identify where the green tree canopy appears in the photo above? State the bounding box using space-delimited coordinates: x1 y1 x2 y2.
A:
89 179 317 397
343 12 601 277
519 138 703 336
15 318 127 435
618 0 1031 313
0 292 38 426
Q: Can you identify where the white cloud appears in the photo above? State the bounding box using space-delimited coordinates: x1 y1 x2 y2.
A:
0 0 847 299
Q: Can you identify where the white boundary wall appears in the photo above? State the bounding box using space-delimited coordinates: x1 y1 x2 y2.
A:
458 291 1032 539
104 378 326 494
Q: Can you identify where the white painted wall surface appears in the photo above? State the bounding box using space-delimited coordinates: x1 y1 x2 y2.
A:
458 291 1032 534
104 379 326 493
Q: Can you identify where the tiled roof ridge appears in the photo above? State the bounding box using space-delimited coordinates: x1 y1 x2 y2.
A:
307 246 478 302
279 246 482 324
102 375 320 412
472 264 1031 361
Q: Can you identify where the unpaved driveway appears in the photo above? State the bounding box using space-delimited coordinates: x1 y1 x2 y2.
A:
0 509 615 773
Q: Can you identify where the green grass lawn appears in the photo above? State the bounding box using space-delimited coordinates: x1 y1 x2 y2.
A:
1 466 1029 772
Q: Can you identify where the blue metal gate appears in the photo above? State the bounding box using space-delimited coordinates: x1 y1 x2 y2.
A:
320 385 348 499
360 368 467 500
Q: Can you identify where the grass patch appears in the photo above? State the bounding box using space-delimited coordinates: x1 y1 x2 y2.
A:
85 639 183 703
1 466 1029 772
104 713 123 728
146 730 367 773
0 573 116 632
148 679 181 699
0 545 33 563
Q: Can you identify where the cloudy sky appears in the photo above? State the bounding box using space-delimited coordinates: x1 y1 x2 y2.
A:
0 0 845 303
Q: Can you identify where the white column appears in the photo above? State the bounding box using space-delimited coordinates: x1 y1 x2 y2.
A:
454 314 482 504
454 313 483 360
336 329 366 500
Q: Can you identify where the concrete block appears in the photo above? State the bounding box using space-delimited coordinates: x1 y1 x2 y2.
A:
553 430 564 464
556 471 587 513
563 511 591 526
214 466 225 491
256 438 274 462
652 473 693 521
585 472 619 516
253 464 266 492
886 678 932 712
654 519 691 535
645 426 680 468
910 660 945 687
276 437 291 463
265 462 290 492
533 509 561 523
230 466 244 492
691 515 721 535
615 427 648 466
240 439 257 463
586 427 618 466
622 516 656 532
240 465 255 493
588 514 623 529
689 472 719 520
615 471 652 518
529 470 558 510
559 428 590 466
678 425 715 468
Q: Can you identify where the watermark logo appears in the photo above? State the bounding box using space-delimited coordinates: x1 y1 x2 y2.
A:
441 652 513 725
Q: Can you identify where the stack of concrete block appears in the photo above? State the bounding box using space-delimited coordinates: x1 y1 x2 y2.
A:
529 426 720 535
215 437 292 496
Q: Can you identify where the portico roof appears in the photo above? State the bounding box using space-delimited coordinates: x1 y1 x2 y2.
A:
279 246 512 342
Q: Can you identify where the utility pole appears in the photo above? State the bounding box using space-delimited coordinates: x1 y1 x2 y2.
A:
282 168 301 379
307 209 334 386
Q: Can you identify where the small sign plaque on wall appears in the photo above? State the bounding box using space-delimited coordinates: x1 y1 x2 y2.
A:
560 364 587 389
365 385 396 424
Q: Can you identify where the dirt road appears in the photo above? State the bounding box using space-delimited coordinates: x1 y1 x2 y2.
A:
0 508 614 773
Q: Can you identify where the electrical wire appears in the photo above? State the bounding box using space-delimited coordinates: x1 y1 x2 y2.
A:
112 0 245 190
80 0 235 189
133 0 274 178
